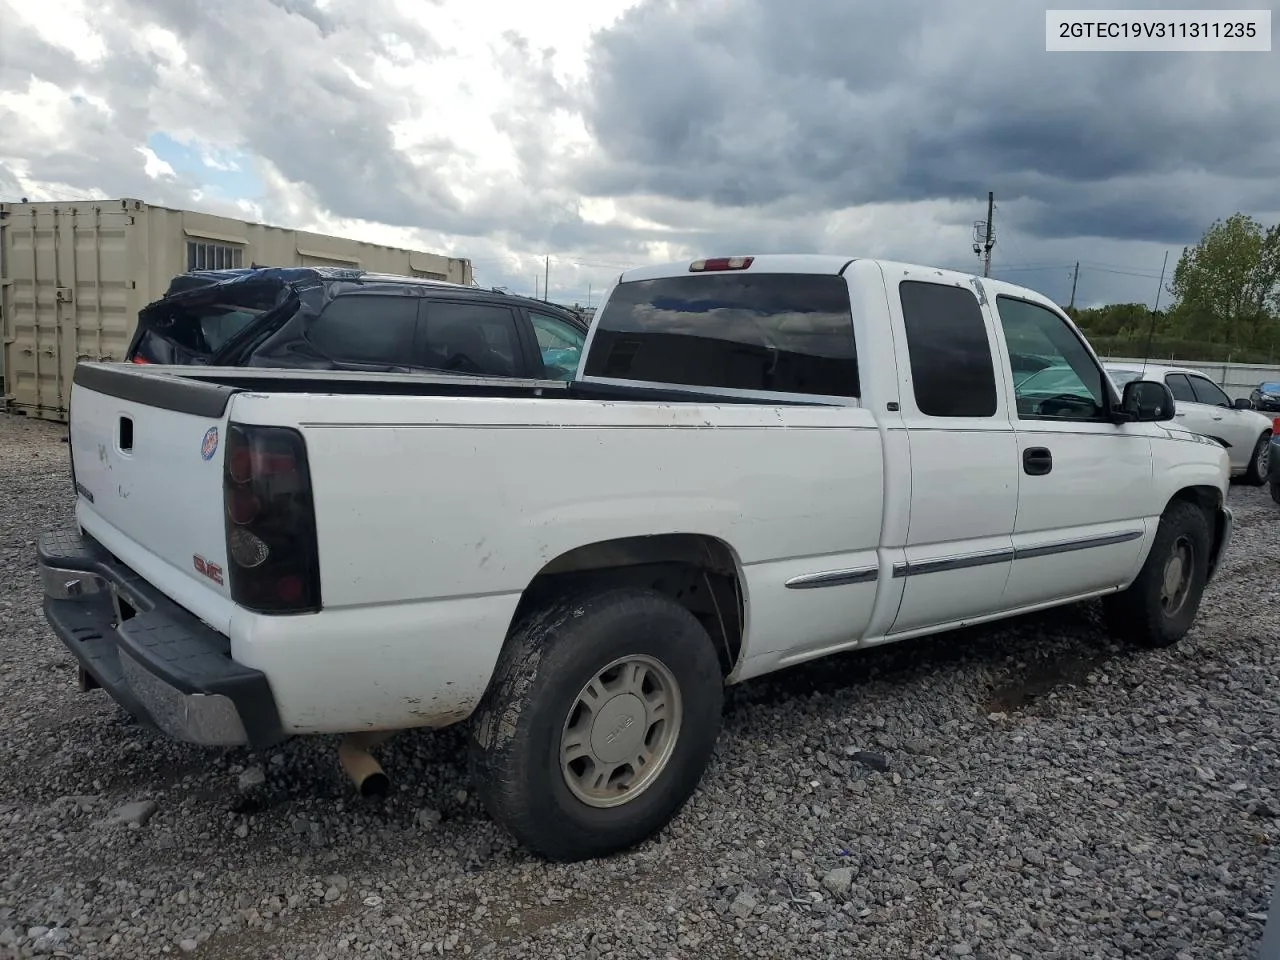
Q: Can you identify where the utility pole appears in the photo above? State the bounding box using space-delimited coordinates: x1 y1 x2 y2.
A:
1068 261 1079 310
544 256 549 303
972 192 996 277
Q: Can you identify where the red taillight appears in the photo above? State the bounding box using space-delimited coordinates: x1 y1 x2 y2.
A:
131 356 151 364
223 424 321 614
689 256 753 272
226 487 261 525
229 446 294 484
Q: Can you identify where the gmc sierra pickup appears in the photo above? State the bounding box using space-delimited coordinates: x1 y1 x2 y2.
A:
39 255 1233 862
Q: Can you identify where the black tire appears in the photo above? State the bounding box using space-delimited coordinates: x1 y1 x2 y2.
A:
468 587 724 862
1271 480 1280 506
1102 500 1212 648
1243 431 1272 486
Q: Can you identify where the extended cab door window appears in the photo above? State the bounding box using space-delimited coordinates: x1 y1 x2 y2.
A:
995 296 1109 421
899 282 998 417
529 312 586 380
421 301 522 377
304 294 419 368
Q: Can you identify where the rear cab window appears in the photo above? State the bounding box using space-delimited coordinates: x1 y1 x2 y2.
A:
583 273 859 398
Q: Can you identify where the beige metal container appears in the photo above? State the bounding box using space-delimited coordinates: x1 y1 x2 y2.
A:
1 199 473 421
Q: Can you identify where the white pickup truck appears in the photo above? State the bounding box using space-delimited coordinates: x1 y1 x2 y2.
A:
41 255 1233 862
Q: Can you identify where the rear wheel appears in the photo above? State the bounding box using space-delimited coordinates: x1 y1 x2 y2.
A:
1243 431 1272 485
468 587 724 861
1102 500 1212 648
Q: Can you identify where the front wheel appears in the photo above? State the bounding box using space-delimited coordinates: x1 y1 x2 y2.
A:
468 587 724 861
1243 431 1272 485
1102 500 1212 648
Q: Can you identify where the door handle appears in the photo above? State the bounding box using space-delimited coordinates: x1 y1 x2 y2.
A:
1023 446 1052 476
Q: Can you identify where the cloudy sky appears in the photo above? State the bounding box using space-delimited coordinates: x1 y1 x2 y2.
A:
2 0 1278 309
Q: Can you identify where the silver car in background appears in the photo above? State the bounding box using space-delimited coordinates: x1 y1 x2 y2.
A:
1104 363 1274 485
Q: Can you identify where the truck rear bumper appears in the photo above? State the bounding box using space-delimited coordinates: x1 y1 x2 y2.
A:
38 527 285 748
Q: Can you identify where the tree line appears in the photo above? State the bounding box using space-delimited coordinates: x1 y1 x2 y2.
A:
1065 213 1280 363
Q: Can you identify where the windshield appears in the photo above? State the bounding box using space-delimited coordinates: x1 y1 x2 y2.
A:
1260 382 1280 393
1105 368 1144 386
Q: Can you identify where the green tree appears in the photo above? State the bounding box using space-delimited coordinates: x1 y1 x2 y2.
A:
1073 302 1159 338
1169 213 1280 349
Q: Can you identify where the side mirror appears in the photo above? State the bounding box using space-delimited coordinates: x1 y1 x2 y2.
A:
1121 380 1176 422
1233 397 1253 410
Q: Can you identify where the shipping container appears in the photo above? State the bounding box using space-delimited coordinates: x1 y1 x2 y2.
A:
1 199 474 421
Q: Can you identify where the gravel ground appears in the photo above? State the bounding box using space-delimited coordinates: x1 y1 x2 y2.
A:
2 411 1279 960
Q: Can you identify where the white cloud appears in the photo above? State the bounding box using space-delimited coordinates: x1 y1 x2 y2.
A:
1 0 1276 309
137 146 177 180
6 0 107 64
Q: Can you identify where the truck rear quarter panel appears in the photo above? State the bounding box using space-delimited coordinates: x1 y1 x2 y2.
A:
226 392 885 734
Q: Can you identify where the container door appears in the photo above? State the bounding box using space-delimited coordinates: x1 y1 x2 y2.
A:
1 203 138 421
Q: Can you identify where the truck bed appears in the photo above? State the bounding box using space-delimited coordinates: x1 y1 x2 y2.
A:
64 360 885 735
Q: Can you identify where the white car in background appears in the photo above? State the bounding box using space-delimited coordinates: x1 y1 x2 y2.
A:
1105 363 1274 484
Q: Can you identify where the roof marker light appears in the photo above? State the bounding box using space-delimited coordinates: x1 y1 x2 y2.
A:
689 257 754 272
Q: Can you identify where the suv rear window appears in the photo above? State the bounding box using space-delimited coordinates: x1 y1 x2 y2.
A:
583 273 859 397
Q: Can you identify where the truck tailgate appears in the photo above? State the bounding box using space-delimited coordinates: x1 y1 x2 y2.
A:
68 364 239 632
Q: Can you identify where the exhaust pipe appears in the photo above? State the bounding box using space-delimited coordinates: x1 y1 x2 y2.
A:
338 730 397 797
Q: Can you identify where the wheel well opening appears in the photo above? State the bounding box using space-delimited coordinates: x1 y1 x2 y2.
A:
511 534 746 676
1166 484 1226 565
1167 484 1221 516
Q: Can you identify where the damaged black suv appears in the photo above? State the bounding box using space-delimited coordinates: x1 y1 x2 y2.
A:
125 267 589 381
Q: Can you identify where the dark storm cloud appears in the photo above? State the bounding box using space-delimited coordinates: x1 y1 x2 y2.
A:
577 0 1280 244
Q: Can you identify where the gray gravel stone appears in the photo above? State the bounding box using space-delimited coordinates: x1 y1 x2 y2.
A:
2 414 1279 960
238 765 266 791
821 867 854 897
103 799 157 827
728 892 756 919
847 750 890 772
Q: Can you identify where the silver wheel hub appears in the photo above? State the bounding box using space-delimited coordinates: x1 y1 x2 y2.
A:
1160 536 1193 614
1163 555 1184 597
560 655 682 809
1259 441 1271 475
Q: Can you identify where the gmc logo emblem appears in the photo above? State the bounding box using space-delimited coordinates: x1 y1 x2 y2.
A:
193 555 224 585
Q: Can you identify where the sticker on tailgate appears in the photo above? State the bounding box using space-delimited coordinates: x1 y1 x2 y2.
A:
201 427 219 461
